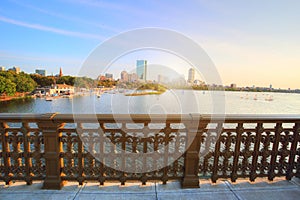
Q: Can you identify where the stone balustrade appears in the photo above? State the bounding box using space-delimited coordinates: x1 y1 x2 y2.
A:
0 113 299 189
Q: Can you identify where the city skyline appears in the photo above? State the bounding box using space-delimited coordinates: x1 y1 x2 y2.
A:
0 63 298 90
0 1 299 89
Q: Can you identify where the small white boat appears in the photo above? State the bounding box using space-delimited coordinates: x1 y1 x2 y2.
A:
45 97 53 101
265 95 273 101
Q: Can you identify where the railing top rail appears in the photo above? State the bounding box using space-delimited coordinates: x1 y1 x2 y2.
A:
200 114 300 123
0 113 55 122
52 114 193 123
0 113 299 123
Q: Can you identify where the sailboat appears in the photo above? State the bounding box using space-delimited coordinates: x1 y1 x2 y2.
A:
97 90 103 98
265 95 273 101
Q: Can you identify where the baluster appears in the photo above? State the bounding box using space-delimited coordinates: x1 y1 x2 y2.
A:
231 123 243 182
98 123 105 185
211 123 223 183
120 123 126 185
286 123 300 180
0 122 11 185
11 130 22 177
77 123 84 185
141 122 149 185
268 123 282 181
250 123 263 181
22 122 32 185
161 122 171 184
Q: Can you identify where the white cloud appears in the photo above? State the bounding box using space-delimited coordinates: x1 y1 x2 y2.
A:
0 15 105 40
8 0 121 33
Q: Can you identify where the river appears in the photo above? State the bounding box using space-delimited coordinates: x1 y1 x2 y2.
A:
0 90 299 114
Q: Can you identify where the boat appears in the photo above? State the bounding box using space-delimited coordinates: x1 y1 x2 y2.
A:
265 95 273 101
97 90 103 98
45 97 53 101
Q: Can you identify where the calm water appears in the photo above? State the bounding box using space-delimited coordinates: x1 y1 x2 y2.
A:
0 90 300 114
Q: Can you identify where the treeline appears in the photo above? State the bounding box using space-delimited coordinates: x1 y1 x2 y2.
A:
0 71 36 96
31 74 96 88
138 83 167 92
0 71 99 96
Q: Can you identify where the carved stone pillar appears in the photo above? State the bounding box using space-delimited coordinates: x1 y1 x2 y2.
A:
38 113 65 189
182 116 207 188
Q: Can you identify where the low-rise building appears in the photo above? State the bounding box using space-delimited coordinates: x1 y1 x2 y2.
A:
35 83 75 96
8 66 20 74
35 69 47 76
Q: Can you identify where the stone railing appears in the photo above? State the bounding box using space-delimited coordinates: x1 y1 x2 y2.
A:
0 113 299 189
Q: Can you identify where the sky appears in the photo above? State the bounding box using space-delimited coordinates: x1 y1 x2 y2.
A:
0 0 300 89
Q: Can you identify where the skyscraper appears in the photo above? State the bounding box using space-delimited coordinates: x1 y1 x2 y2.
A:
121 70 128 82
136 60 147 81
188 68 195 83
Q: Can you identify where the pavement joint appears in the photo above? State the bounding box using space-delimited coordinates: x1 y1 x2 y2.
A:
73 182 86 200
224 180 243 200
154 181 158 200
291 178 300 187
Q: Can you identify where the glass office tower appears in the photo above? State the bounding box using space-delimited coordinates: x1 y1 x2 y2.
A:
136 60 147 81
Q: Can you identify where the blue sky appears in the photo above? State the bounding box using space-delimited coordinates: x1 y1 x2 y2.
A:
0 0 300 89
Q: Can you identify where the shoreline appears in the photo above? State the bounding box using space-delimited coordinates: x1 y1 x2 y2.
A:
124 91 164 96
0 95 33 102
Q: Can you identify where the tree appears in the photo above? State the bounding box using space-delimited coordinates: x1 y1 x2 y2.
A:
57 76 75 86
30 74 55 87
0 76 16 96
97 79 118 88
75 77 97 88
14 72 36 92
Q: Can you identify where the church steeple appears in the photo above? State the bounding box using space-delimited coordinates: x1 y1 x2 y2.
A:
59 67 63 77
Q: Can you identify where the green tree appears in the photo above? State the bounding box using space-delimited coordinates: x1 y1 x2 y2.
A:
14 72 37 92
75 77 97 88
97 79 118 88
0 76 16 96
31 74 55 87
57 76 75 86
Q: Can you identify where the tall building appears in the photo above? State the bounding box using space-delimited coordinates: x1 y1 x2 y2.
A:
35 69 47 76
128 73 138 82
105 73 113 80
121 70 128 82
158 74 169 84
136 60 147 81
188 68 195 83
0 66 5 71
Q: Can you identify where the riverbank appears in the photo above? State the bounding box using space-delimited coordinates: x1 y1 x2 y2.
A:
0 93 32 102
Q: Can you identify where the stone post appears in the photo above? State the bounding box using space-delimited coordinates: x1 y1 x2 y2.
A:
182 115 207 188
38 113 65 189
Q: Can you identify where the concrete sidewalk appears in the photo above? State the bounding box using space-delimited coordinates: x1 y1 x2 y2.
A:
0 177 299 200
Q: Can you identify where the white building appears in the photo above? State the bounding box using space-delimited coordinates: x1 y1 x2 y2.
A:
188 68 195 83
